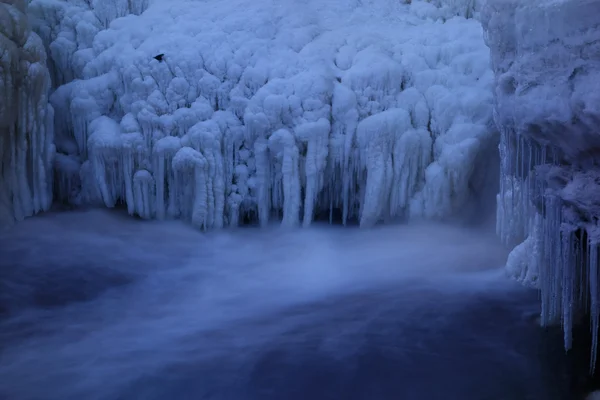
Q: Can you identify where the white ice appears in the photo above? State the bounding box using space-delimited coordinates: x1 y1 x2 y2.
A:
28 0 494 228
0 0 53 227
482 0 600 366
482 0 600 163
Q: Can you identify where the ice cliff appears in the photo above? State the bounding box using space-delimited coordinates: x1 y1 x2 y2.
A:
481 0 600 366
26 0 494 229
0 0 53 226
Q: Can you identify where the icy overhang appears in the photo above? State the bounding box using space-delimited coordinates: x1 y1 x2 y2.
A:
481 0 600 164
482 0 600 367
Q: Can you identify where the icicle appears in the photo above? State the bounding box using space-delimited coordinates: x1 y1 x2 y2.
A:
590 240 599 372
133 169 155 219
579 230 588 311
562 226 575 350
153 136 181 219
540 194 563 327
268 129 300 227
189 120 225 229
172 147 209 228
390 128 432 217
355 109 414 227
254 138 271 227
121 133 143 215
87 116 123 207
296 119 330 227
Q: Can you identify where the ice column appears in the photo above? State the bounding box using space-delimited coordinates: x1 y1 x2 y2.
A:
0 0 54 226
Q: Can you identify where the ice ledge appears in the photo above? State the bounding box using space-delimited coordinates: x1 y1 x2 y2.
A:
481 0 600 163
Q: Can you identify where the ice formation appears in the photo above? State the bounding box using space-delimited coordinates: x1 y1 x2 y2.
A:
28 0 493 228
7 0 600 375
481 0 600 368
0 0 54 226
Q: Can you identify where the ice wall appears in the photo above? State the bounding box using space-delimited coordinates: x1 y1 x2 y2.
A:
0 0 54 227
481 0 600 366
29 0 495 229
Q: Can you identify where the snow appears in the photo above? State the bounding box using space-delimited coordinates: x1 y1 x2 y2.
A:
481 0 600 368
0 0 54 226
29 0 494 228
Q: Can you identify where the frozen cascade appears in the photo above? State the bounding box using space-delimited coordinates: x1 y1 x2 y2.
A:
481 0 600 369
7 0 600 388
0 0 54 227
27 0 494 228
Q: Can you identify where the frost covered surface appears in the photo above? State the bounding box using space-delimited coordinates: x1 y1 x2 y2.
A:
482 0 600 162
0 0 54 226
30 0 494 228
482 0 600 367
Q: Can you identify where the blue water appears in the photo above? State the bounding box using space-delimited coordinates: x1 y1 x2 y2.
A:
0 210 569 400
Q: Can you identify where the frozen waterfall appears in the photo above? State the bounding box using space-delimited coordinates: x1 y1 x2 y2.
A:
0 0 53 225
26 0 495 229
482 0 600 369
3 0 600 374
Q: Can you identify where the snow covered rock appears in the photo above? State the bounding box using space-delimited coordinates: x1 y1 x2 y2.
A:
31 0 495 228
482 0 600 366
482 0 600 164
0 0 54 227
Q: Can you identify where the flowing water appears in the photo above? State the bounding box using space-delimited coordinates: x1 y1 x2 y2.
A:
0 210 570 400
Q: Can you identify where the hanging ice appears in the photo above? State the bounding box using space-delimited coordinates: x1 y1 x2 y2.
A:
25 0 494 228
0 0 54 227
481 0 600 369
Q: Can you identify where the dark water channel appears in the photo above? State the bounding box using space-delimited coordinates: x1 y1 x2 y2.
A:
0 210 580 400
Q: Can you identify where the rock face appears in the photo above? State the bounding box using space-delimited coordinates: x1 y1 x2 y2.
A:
481 0 600 367
0 0 54 227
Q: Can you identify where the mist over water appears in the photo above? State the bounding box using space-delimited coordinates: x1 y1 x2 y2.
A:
0 210 567 400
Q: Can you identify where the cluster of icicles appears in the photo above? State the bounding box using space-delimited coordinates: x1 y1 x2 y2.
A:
60 107 434 229
0 0 54 226
497 129 600 371
37 0 491 229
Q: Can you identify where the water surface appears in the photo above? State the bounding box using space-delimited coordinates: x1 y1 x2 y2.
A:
0 210 568 400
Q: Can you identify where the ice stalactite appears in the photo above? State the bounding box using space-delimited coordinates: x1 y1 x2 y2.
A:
172 147 208 228
153 136 181 220
357 109 412 227
133 169 154 219
268 129 301 227
482 0 600 370
0 0 54 227
296 119 330 227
